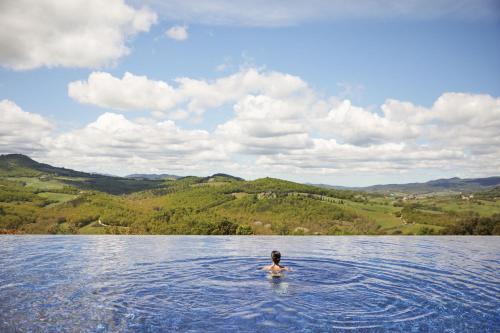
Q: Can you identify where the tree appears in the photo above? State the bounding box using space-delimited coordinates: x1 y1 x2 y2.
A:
212 219 237 235
236 224 253 235
417 226 434 235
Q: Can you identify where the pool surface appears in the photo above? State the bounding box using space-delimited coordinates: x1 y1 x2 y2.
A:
0 236 499 332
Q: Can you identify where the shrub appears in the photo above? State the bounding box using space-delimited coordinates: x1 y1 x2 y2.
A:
212 219 238 235
236 224 253 235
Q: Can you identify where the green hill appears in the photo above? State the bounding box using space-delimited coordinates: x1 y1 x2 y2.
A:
0 154 499 235
126 173 181 180
474 186 500 200
0 154 88 177
0 154 162 195
313 177 500 194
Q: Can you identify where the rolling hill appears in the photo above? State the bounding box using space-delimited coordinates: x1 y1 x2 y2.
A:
1 154 499 235
0 154 89 177
313 177 500 194
126 173 181 180
0 154 163 195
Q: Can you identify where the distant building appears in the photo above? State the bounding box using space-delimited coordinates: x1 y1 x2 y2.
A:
461 194 474 200
402 194 416 201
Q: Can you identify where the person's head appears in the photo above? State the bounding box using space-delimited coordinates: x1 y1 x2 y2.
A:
271 250 281 264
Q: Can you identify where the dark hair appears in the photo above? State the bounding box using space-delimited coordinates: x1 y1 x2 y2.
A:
271 250 281 264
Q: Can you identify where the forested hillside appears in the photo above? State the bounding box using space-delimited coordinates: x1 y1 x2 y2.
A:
315 177 500 194
0 154 162 194
1 154 499 235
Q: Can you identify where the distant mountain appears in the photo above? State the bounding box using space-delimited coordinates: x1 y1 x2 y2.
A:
127 174 181 180
309 183 353 190
0 154 162 194
0 154 89 177
312 177 500 194
4 154 497 196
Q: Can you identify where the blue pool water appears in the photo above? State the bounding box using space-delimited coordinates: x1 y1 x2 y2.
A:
0 236 498 332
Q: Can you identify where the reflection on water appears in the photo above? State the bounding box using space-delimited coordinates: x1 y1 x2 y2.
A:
0 236 499 332
267 275 289 295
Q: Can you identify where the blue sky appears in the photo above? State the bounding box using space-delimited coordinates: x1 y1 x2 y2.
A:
1 0 499 186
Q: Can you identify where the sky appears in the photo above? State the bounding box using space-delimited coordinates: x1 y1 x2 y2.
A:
0 0 499 186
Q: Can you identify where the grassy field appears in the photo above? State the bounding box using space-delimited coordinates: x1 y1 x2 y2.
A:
421 198 500 216
342 200 402 229
7 177 65 190
37 192 78 207
397 223 445 234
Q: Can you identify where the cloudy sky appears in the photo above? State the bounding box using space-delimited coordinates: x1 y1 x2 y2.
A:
1 0 499 186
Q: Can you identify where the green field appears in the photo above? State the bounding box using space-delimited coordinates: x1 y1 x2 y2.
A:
421 198 499 216
37 192 78 207
1 154 499 236
7 177 65 190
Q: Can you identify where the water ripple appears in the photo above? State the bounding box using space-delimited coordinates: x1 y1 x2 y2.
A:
0 235 498 332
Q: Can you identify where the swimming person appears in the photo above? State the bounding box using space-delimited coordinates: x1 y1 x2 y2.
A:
263 250 290 274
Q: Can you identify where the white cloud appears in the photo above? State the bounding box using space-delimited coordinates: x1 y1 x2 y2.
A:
165 25 189 41
65 68 500 179
6 63 500 182
0 100 53 154
138 0 499 26
68 68 313 118
223 93 497 177
0 99 228 175
68 72 178 112
429 93 500 160
248 92 500 177
433 92 500 127
315 100 420 145
381 99 433 125
256 140 467 173
175 68 313 117
216 95 313 155
382 93 500 156
46 113 227 174
0 0 157 70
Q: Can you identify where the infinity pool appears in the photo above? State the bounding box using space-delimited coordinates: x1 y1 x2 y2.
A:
0 236 498 332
